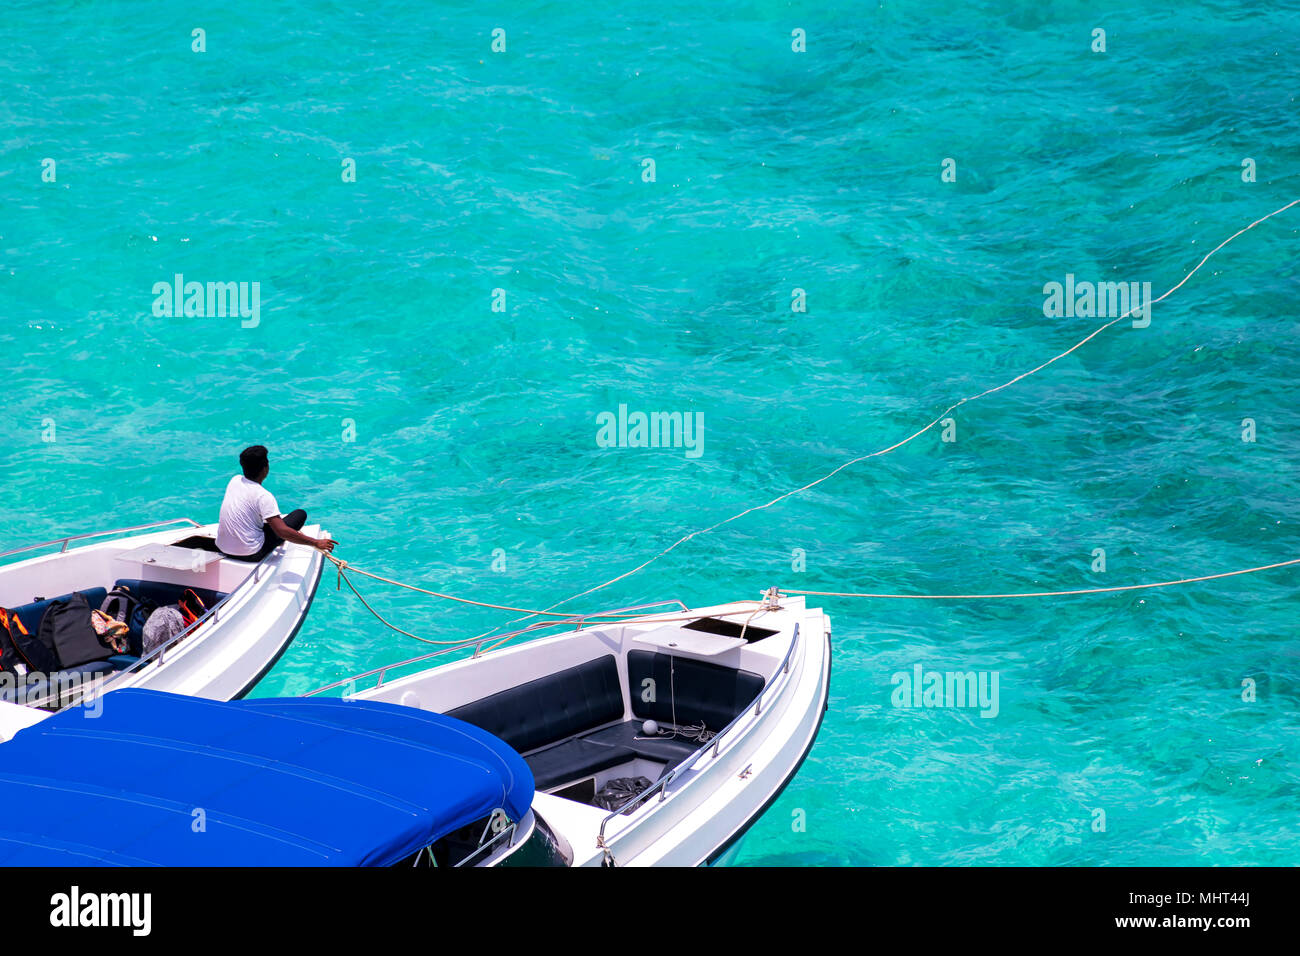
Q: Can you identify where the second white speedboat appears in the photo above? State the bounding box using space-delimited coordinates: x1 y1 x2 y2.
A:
0 517 324 710
308 590 831 867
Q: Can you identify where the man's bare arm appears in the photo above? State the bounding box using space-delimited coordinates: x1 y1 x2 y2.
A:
267 515 337 552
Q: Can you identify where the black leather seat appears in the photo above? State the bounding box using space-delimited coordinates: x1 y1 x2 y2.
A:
581 721 704 764
446 655 624 754
445 652 767 793
446 656 634 789
626 650 765 732
525 738 637 791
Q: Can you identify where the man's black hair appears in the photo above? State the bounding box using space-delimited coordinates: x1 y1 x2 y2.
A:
240 445 269 480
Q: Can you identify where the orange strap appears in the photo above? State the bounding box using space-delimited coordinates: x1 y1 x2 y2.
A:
179 590 206 626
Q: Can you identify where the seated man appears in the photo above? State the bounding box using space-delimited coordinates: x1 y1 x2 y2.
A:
215 445 337 562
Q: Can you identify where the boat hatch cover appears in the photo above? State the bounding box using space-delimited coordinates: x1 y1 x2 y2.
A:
0 689 534 866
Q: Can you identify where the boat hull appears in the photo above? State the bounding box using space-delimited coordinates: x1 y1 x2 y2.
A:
339 594 832 868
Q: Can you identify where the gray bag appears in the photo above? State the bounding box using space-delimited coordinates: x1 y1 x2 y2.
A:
142 606 186 656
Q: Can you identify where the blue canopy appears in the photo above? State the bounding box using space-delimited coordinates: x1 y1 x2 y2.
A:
0 689 534 866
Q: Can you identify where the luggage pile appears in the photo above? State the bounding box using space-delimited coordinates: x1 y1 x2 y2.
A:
0 586 209 688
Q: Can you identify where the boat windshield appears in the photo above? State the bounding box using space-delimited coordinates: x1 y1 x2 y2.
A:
397 810 570 868
398 808 519 867
497 813 570 868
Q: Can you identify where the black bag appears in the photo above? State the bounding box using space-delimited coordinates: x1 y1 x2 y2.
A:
37 592 111 669
593 776 653 812
100 587 138 625
128 598 158 637
127 606 154 658
0 608 58 675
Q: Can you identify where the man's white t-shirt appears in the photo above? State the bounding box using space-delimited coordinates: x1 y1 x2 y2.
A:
216 475 282 556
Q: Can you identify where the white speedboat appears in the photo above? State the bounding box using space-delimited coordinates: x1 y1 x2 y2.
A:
309 589 831 866
0 518 324 710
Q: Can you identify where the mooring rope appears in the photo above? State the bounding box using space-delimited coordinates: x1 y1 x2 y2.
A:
520 200 1299 615
326 555 633 618
780 557 1300 600
321 200 1299 643
324 551 766 648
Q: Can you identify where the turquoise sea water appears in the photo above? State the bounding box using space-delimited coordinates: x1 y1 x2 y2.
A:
3 1 1299 865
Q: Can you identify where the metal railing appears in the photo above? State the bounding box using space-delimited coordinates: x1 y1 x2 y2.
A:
0 518 202 563
305 598 691 698
453 814 520 867
595 621 802 856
